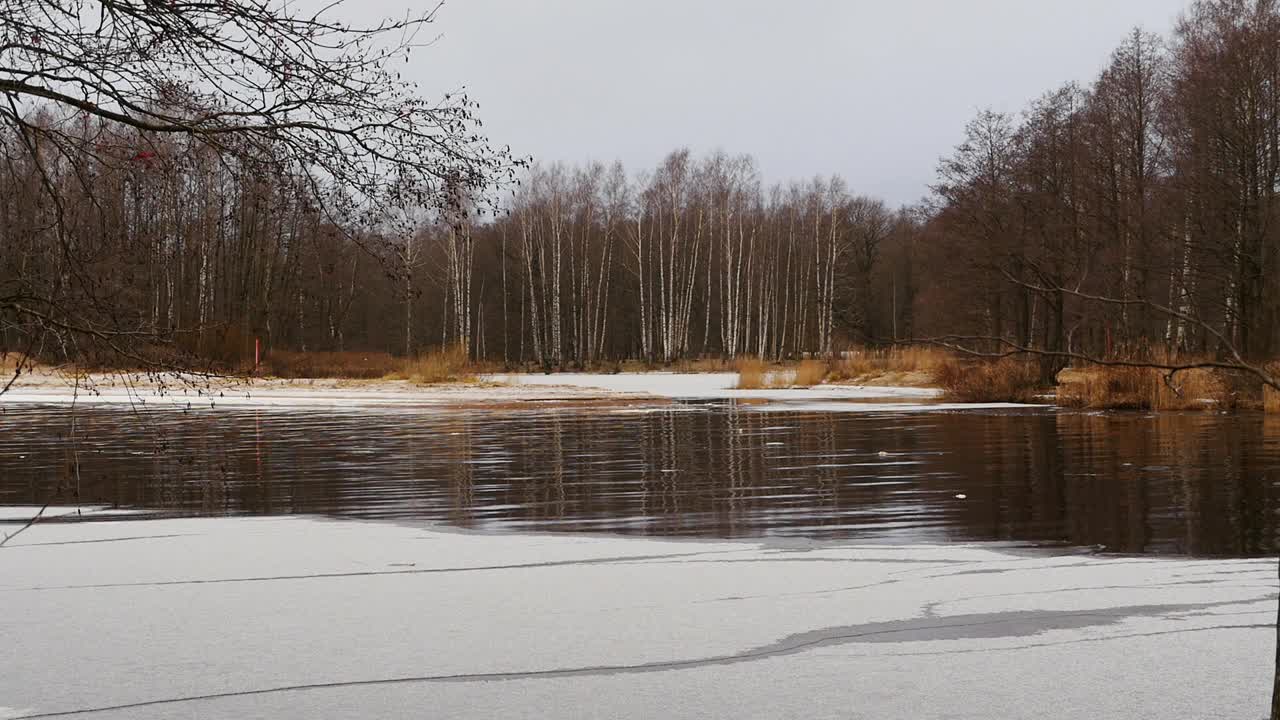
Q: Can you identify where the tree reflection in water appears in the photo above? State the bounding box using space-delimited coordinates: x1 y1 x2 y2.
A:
1 404 1276 556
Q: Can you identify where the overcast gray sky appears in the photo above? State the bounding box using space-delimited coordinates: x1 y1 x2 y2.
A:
402 0 1187 206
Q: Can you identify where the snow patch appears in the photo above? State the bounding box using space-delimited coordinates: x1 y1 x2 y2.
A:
0 515 1271 719
489 372 943 400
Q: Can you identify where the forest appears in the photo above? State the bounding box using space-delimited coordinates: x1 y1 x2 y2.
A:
2 0 1279 374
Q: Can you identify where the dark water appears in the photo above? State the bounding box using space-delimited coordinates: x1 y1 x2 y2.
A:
2 403 1279 556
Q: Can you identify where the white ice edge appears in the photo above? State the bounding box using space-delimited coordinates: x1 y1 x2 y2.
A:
0 392 491 407
0 513 1272 719
0 372 1049 413
487 372 943 399
0 505 148 522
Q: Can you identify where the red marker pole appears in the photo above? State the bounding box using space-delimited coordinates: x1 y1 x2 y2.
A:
254 337 261 374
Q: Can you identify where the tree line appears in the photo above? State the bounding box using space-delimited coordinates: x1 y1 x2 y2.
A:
4 0 1279 374
0 0 515 373
922 0 1280 376
1 125 907 367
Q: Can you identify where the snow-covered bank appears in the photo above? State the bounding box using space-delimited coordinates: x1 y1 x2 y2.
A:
488 371 943 400
0 505 146 522
491 372 1047 412
0 370 1047 413
0 510 1271 719
0 373 661 409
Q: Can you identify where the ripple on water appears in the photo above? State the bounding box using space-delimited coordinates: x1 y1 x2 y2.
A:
1 405 1278 556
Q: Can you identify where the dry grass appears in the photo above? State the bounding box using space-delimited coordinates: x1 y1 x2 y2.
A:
183 325 255 366
385 344 475 385
1266 362 1280 414
733 347 950 390
791 359 827 388
263 345 475 384
734 357 825 389
264 350 400 379
825 345 950 386
1056 355 1228 411
1157 368 1225 410
1057 366 1147 410
0 352 35 373
934 356 1043 403
734 357 767 389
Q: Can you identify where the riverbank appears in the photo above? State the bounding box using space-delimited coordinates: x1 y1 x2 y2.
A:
0 367 973 411
0 508 1271 719
0 369 659 409
5 359 1273 413
0 347 950 403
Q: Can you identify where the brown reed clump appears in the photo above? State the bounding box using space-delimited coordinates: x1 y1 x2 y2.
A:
264 350 400 379
825 345 950 385
1056 359 1226 412
934 355 1043 403
734 356 767 389
790 359 828 387
385 344 474 385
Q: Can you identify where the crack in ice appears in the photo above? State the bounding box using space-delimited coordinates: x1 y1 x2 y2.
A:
9 603 1251 718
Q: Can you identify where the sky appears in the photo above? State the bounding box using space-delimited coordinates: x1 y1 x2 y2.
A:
377 0 1187 207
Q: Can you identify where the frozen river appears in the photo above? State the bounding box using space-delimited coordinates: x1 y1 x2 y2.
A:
2 397 1278 718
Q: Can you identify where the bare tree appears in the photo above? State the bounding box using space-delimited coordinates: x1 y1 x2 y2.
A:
0 0 519 377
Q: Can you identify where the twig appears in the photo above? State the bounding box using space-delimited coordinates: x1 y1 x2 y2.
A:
0 500 51 548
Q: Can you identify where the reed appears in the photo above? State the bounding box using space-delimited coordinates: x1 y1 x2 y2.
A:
264 350 400 379
263 345 476 384
0 352 34 373
791 359 828 387
388 344 474 385
825 345 950 385
734 357 767 389
1152 368 1224 411
934 356 1042 403
1056 352 1226 411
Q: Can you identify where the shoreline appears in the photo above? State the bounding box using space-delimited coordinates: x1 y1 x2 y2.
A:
0 369 962 410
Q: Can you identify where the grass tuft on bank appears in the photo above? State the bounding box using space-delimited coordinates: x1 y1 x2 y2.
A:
934 356 1043 403
1050 353 1280 412
734 357 859 389
732 346 951 390
264 351 399 379
1056 364 1225 411
790 359 827 387
733 357 768 389
1265 363 1280 414
386 344 475 385
263 345 476 384
825 346 949 386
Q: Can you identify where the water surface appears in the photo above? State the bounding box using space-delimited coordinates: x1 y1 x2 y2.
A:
2 403 1278 556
